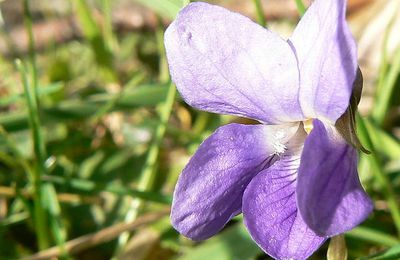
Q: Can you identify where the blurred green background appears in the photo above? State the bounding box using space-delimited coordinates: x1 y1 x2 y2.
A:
0 0 399 259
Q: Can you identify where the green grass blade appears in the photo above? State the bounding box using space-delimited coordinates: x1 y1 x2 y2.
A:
360 245 400 260
372 2 400 125
16 59 49 250
0 84 169 132
91 72 145 120
0 212 29 227
0 82 63 107
372 44 400 125
357 113 400 236
116 81 176 249
41 183 69 257
75 0 116 82
137 82 176 196
253 0 266 27
42 175 172 204
101 0 118 52
364 118 400 160
294 0 306 16
347 226 399 247
179 224 262 260
115 14 178 252
23 0 38 97
135 0 182 19
19 1 68 250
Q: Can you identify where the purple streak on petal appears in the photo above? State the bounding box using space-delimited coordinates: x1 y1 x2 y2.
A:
289 0 358 123
297 119 373 237
164 2 304 124
171 123 300 240
243 155 326 260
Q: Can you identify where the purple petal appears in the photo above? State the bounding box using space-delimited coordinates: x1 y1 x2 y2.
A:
296 119 373 236
289 0 358 123
171 123 300 240
243 156 326 259
164 2 304 124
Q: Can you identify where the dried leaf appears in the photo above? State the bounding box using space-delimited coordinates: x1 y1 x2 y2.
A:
335 68 370 153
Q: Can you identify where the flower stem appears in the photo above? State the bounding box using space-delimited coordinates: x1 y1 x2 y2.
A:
356 113 400 236
327 235 347 260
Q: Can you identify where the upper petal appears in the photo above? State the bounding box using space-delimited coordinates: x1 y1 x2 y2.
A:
289 0 358 123
243 155 326 260
165 2 304 124
171 123 300 240
296 119 373 237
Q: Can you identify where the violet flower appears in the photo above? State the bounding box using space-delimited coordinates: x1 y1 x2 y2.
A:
164 0 373 259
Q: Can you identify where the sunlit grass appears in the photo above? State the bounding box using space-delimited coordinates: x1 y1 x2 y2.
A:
0 0 399 259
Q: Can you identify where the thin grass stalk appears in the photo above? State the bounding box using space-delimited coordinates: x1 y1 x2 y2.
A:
75 0 117 82
91 73 145 121
16 60 49 250
101 0 118 52
372 44 400 125
115 20 176 251
346 226 399 247
22 3 45 168
22 1 68 252
0 185 102 205
42 183 69 258
357 2 400 206
371 1 400 125
357 113 400 236
0 212 30 227
253 0 266 27
0 127 32 177
42 175 171 204
157 19 170 83
22 210 169 260
376 19 392 96
294 0 306 16
22 0 38 98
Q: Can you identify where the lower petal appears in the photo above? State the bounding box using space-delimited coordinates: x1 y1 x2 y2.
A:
243 156 326 260
172 123 300 240
296 119 373 236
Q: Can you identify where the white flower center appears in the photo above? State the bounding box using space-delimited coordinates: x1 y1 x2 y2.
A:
273 130 287 155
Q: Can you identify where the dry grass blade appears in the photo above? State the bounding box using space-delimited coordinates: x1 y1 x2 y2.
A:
22 209 170 260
